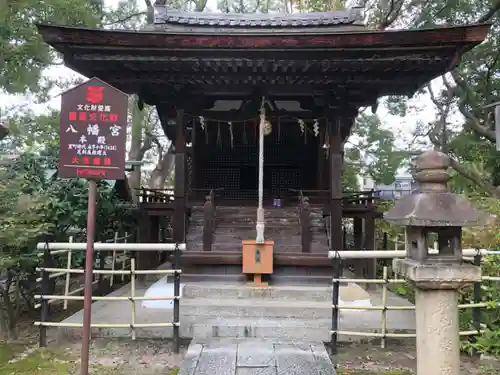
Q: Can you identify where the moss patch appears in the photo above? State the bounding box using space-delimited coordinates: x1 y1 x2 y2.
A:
0 347 125 375
0 348 75 375
0 343 26 365
480 366 500 375
0 344 179 375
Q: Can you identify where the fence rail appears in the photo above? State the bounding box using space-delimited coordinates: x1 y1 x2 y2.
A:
33 232 133 310
328 248 493 351
35 240 184 353
34 235 498 354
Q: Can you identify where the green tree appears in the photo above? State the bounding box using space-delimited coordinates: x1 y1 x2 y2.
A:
0 152 134 338
0 155 50 338
342 147 361 192
347 112 408 185
364 0 500 197
0 0 103 96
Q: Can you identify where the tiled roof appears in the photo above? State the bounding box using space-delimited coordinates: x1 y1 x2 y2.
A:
158 9 363 28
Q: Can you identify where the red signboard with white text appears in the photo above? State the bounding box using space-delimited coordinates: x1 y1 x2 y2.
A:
59 78 128 180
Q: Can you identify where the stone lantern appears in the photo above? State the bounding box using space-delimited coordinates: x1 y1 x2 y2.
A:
384 150 491 375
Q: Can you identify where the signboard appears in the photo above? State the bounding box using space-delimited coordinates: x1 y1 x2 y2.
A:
59 77 128 180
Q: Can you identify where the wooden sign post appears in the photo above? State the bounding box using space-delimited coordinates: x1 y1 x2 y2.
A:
59 77 128 375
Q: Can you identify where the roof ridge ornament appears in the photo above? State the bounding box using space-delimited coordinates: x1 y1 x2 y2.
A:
154 0 167 24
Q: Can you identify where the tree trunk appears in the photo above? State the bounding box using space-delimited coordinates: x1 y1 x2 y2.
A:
148 143 175 189
127 97 145 201
0 282 17 340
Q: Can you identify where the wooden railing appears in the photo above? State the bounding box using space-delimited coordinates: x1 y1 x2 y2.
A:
293 190 312 253
138 188 174 204
324 214 331 249
198 188 223 251
285 189 379 207
343 190 379 209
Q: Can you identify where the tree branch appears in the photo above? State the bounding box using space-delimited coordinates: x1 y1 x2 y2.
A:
428 128 500 197
449 157 500 197
477 0 500 23
144 0 154 24
102 11 147 26
378 0 405 30
193 0 208 12
451 71 496 142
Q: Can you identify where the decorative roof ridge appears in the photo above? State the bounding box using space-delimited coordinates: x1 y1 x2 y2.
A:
153 8 365 28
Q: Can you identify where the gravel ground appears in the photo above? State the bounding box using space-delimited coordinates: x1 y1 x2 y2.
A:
70 338 187 374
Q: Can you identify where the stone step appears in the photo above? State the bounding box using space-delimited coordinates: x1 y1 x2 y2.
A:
187 317 332 342
56 282 415 343
216 222 300 228
182 283 369 302
58 313 410 343
214 226 300 232
187 232 327 239
189 221 325 229
180 298 332 319
179 273 335 284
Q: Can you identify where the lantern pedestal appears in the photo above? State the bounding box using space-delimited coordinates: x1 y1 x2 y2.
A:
241 240 274 288
394 259 481 375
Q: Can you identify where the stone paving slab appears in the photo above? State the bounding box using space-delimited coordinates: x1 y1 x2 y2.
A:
179 339 336 375
195 341 237 375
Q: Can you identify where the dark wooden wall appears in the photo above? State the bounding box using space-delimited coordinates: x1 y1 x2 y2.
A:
192 119 320 200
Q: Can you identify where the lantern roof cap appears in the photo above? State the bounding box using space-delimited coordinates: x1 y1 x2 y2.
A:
384 150 492 227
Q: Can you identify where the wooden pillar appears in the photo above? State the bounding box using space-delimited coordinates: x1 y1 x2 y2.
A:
150 216 160 242
191 116 197 197
327 115 343 252
135 212 151 280
174 108 186 246
317 124 326 192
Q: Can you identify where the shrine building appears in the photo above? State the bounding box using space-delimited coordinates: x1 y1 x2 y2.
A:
37 5 489 280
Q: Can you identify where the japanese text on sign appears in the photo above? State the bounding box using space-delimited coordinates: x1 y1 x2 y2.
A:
59 78 128 180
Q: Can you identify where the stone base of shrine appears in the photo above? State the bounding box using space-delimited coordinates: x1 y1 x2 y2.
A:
55 280 415 343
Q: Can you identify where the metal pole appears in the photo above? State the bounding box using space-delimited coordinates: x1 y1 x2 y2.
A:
472 251 482 339
173 244 181 353
39 247 50 347
80 179 98 375
331 255 341 355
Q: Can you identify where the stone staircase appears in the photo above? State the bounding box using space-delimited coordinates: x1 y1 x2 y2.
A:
178 283 415 342
186 204 329 253
180 283 340 342
57 281 416 343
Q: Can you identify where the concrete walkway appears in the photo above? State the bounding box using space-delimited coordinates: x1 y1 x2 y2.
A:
179 339 336 375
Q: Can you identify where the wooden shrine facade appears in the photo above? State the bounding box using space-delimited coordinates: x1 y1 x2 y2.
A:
192 115 324 202
37 7 490 268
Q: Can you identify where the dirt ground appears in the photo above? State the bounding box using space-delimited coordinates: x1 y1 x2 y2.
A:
2 325 500 374
0 329 187 375
334 340 500 375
